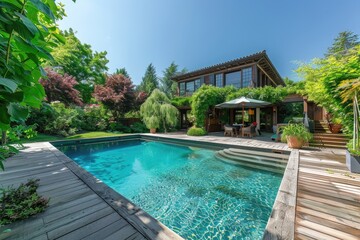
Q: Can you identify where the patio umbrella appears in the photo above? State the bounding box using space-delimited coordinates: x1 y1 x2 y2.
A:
215 96 271 126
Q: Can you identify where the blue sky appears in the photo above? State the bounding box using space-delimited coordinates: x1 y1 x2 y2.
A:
58 0 360 85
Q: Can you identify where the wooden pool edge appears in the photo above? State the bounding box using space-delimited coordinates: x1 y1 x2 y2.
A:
263 150 299 240
51 134 298 239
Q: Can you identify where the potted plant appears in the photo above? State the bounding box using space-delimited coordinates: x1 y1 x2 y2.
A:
281 124 312 149
329 117 342 133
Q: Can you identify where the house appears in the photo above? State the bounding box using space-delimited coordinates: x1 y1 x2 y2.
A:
172 51 286 130
172 50 284 97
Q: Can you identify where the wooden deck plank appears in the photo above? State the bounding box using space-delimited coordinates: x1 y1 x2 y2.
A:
83 219 130 240
55 212 122 240
103 225 140 240
295 149 360 240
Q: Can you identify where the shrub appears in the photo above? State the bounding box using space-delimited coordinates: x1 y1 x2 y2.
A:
187 127 207 136
27 102 56 133
0 145 21 171
44 102 80 136
191 85 235 128
6 125 38 143
171 96 192 108
80 104 110 131
130 122 148 133
347 140 360 156
0 179 49 225
108 122 132 133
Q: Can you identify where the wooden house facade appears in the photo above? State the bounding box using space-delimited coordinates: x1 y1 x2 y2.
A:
172 51 286 131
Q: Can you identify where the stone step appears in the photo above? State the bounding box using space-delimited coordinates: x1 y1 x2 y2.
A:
214 149 288 174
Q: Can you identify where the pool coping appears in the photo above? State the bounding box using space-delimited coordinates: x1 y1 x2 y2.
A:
51 134 299 239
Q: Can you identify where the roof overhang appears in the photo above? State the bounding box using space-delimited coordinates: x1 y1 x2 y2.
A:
172 50 284 86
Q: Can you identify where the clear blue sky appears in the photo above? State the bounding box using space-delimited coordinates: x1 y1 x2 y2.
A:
58 0 360 85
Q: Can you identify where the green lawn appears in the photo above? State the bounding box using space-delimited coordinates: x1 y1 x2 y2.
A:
66 131 124 139
17 131 124 143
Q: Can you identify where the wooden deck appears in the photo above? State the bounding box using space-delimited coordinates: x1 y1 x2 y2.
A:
0 142 181 240
295 148 360 240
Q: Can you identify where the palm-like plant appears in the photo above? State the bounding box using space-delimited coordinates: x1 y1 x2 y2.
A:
338 78 360 154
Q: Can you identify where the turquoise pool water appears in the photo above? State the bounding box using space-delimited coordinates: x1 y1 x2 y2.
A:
58 140 283 239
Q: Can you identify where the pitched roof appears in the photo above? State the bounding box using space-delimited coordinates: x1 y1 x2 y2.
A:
172 50 284 86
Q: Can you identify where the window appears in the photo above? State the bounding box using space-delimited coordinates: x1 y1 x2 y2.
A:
179 82 185 96
215 74 223 87
194 79 201 90
242 67 252 88
186 81 195 95
225 71 241 88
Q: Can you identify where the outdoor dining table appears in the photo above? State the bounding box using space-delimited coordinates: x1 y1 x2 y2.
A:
232 124 243 136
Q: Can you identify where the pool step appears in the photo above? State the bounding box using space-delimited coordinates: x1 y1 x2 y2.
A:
214 148 288 174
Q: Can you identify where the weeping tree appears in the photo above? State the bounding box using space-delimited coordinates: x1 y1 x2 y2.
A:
140 89 178 133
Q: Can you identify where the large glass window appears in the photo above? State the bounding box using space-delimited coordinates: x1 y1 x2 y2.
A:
215 74 223 87
242 67 253 88
225 71 241 88
194 79 201 90
186 81 195 95
179 82 185 96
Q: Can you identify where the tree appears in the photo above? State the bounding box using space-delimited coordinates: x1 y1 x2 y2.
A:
115 67 130 78
159 62 187 98
0 0 65 147
138 63 158 94
298 45 360 134
40 69 83 106
93 74 136 120
326 31 359 57
47 29 109 102
160 62 178 97
140 89 178 133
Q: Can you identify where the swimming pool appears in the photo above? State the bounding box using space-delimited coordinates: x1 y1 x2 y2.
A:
58 139 284 239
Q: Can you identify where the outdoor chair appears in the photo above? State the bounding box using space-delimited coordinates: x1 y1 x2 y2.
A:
224 126 235 137
242 125 257 138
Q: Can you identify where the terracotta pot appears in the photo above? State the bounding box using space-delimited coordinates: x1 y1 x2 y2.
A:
286 136 304 149
150 128 156 134
330 123 342 133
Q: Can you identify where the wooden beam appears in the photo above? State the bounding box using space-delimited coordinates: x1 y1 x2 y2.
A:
257 63 277 86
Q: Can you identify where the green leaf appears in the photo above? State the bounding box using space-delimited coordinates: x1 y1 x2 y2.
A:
0 92 24 102
15 13 39 36
0 105 11 124
0 122 10 131
0 78 18 93
53 33 66 44
28 0 55 20
0 2 21 10
8 103 29 122
22 84 45 108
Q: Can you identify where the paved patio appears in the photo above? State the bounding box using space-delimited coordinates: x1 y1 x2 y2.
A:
0 133 359 239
